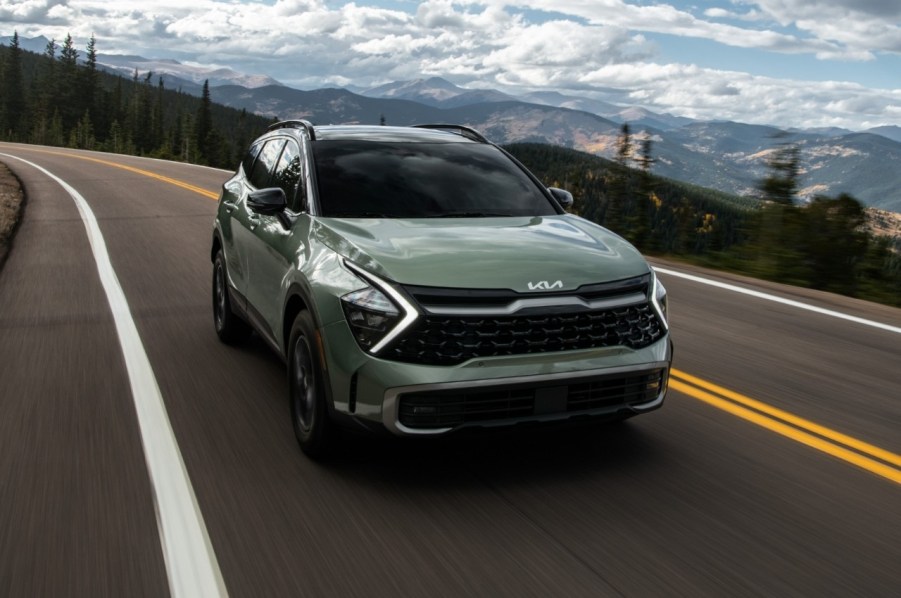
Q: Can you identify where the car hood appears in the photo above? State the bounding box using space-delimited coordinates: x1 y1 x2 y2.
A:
312 215 650 292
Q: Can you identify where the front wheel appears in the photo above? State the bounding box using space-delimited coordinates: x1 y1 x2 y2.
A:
288 310 334 458
212 250 251 344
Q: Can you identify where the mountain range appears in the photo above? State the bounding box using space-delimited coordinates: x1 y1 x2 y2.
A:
3 35 900 212
210 78 901 212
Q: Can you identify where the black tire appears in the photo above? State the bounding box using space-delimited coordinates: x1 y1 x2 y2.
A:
288 310 335 458
212 250 251 344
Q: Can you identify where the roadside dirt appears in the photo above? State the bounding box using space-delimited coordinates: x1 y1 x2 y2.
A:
0 161 25 269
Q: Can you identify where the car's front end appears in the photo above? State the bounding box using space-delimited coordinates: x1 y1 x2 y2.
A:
305 215 671 436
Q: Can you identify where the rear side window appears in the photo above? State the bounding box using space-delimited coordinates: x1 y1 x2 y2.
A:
312 141 556 218
248 139 286 189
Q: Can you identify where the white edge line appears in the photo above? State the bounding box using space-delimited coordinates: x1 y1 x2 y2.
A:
653 266 901 335
1 153 229 598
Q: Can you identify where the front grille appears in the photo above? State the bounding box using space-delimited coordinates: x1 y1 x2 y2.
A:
386 303 664 366
398 369 666 429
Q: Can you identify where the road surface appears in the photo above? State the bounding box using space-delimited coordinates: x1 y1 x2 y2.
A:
1 143 899 597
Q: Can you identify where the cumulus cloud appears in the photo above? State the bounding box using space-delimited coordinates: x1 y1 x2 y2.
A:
0 0 898 130
578 61 900 130
0 0 70 23
738 0 901 53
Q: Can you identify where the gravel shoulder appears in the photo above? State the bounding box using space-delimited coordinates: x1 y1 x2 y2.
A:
0 161 25 270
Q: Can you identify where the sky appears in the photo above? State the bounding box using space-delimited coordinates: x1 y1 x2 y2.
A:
1 0 899 131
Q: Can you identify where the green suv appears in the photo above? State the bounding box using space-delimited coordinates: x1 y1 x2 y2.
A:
211 121 671 457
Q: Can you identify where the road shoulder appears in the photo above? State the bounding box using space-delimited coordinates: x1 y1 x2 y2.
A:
0 161 24 270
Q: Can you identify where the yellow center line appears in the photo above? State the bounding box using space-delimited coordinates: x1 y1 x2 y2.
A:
670 374 901 485
29 148 220 200
672 369 901 468
20 147 900 486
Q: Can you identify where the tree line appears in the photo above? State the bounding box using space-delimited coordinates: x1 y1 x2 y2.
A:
0 32 273 168
507 126 901 307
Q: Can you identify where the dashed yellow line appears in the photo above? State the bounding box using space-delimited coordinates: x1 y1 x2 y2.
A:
671 370 901 485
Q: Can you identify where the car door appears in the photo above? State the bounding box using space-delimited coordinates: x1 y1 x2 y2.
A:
231 138 285 319
246 138 308 346
218 142 264 306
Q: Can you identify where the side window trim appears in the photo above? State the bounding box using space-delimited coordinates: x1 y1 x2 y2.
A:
300 134 319 215
242 141 264 177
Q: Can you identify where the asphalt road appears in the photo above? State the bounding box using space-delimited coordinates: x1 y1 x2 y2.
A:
1 143 899 598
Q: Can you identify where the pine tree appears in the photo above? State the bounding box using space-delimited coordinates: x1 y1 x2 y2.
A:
59 34 80 131
801 193 867 294
82 35 104 134
195 79 213 164
630 134 654 249
605 123 632 233
759 141 800 206
0 32 26 140
108 120 124 154
30 38 58 144
753 139 805 283
152 77 165 154
74 110 95 149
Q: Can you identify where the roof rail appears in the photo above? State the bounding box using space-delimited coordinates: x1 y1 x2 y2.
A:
414 124 488 143
267 119 316 140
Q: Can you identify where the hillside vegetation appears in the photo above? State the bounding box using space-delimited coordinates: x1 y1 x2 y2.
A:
506 142 901 307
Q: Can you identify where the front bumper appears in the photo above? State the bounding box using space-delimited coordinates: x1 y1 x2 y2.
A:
321 319 672 436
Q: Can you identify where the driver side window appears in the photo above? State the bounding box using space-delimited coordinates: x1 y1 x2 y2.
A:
272 140 306 212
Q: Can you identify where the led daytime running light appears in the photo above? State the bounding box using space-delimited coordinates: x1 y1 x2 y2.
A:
650 270 669 331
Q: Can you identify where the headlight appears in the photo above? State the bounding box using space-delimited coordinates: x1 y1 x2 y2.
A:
341 287 401 351
342 260 418 354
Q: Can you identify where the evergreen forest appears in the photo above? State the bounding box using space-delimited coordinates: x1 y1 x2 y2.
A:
0 33 273 168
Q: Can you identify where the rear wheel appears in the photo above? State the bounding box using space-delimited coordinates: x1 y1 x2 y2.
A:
288 310 334 458
212 250 251 344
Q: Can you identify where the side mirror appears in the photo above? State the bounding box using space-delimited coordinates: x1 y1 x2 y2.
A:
548 187 574 210
247 187 287 215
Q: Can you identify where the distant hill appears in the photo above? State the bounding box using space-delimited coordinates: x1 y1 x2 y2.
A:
94 54 283 90
210 81 901 212
665 124 901 211
865 125 901 143
361 77 514 106
0 34 49 53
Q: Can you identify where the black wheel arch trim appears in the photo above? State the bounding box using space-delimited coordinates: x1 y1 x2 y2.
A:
283 281 338 416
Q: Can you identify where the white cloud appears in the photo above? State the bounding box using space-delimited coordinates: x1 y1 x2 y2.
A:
0 0 898 130
575 61 900 130
0 0 69 22
739 0 901 53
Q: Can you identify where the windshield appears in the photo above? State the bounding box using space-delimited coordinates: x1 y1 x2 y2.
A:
312 140 557 218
